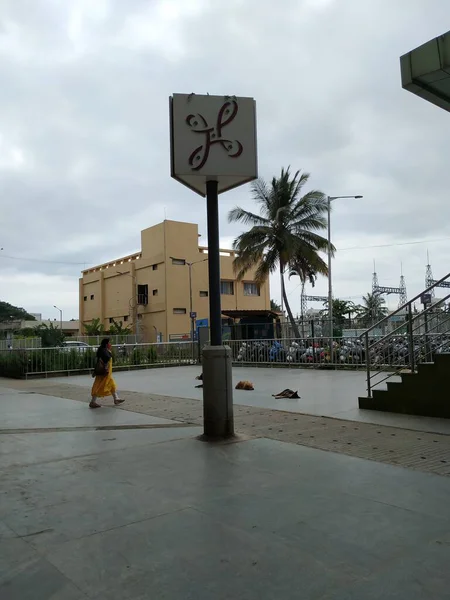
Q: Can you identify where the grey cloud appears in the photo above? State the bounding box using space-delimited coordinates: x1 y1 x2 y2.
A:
0 0 449 317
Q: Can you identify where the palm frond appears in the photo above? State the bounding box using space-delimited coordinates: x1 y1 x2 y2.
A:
228 206 269 226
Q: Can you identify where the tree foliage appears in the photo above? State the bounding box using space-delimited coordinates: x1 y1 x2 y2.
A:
229 167 332 337
34 322 65 347
0 301 36 323
109 319 132 335
355 293 389 326
270 299 282 312
83 318 105 336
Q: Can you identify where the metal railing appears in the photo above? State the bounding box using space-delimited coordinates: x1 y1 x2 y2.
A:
361 272 450 397
227 334 450 368
0 337 42 350
73 334 144 346
3 325 450 380
0 342 198 379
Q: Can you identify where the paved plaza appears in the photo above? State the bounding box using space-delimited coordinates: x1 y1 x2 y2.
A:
54 365 450 435
2 368 450 598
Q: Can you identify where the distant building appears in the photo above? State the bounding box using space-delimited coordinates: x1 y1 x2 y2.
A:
79 220 270 342
0 319 79 336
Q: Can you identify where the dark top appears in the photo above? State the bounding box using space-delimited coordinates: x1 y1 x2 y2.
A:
96 347 111 363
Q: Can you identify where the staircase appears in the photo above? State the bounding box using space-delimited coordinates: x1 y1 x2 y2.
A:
358 273 450 418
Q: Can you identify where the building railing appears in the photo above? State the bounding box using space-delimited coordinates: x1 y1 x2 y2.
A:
361 272 450 397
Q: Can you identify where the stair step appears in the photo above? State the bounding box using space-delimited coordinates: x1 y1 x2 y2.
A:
417 362 436 375
359 387 450 418
387 381 403 393
433 353 450 368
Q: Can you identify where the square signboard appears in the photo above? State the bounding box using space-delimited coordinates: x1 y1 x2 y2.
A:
170 93 257 196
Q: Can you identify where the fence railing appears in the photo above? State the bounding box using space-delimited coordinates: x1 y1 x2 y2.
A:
0 342 198 379
361 271 450 396
0 337 42 350
4 330 450 379
227 334 450 368
72 335 144 346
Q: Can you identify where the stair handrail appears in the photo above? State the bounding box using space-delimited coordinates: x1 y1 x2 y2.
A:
365 296 450 396
360 271 450 337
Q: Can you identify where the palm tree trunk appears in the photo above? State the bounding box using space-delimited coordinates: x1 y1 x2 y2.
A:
280 263 300 338
301 282 306 338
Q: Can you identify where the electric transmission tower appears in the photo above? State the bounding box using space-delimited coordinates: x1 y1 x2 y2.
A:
399 264 407 307
425 250 434 296
372 261 407 308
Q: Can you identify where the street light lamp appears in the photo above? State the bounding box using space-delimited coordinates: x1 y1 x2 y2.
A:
326 195 363 356
170 257 208 342
53 305 63 334
116 271 139 340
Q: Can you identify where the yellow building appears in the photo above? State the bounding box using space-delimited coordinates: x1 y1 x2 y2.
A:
79 220 270 342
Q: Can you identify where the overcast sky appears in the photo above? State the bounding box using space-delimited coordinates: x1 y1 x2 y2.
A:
1 0 449 321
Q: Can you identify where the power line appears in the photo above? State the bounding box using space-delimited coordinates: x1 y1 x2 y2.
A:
0 254 89 266
338 236 450 251
1 234 450 267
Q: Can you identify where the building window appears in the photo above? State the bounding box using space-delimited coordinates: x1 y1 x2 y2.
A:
90 294 94 300
152 289 158 296
220 280 234 295
244 282 260 296
171 258 186 266
137 284 148 305
124 315 129 322
83 296 87 301
173 308 186 314
200 290 208 297
152 264 158 270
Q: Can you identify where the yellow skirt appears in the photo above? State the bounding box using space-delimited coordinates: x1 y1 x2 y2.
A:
91 359 117 398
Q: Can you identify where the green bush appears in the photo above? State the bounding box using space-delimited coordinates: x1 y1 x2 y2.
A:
0 351 28 378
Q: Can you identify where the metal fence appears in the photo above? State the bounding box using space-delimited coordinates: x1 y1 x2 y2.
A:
0 342 198 379
72 335 144 346
3 333 449 379
0 337 41 350
229 333 450 369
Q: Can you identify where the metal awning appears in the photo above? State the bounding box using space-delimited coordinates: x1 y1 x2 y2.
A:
400 31 450 113
221 309 280 319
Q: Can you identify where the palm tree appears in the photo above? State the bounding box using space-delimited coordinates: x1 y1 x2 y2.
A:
321 299 357 332
356 293 388 327
270 299 282 312
228 167 332 337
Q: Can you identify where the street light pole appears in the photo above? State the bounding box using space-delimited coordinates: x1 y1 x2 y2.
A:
327 197 333 342
326 194 363 362
170 257 208 342
53 305 63 335
188 261 194 342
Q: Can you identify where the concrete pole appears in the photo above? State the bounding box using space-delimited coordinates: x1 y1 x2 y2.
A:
202 180 234 439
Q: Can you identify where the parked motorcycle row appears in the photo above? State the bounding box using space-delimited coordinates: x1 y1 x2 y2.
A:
232 334 450 367
233 339 365 365
368 334 450 367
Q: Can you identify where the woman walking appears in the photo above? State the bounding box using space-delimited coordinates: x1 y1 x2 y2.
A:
89 338 124 409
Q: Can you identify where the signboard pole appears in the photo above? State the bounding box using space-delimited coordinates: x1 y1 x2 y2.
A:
206 180 222 346
170 93 257 439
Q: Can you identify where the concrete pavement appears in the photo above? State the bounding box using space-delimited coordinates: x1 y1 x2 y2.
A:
51 365 450 434
1 385 450 599
5 372 450 477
